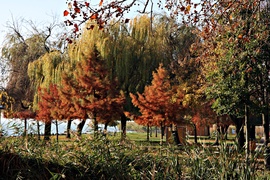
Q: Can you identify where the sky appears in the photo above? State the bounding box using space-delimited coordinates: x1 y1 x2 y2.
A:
0 0 67 45
0 0 173 47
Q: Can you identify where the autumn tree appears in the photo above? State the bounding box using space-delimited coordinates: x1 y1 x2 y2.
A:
36 84 60 140
129 64 186 144
13 108 36 137
2 18 65 113
0 18 66 140
58 71 80 138
37 84 66 141
60 48 125 137
195 0 270 153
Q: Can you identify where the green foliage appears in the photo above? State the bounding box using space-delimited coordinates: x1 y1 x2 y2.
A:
203 0 270 118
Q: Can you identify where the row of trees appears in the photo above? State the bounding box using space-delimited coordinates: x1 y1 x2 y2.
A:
1 1 270 155
1 15 203 141
60 0 270 151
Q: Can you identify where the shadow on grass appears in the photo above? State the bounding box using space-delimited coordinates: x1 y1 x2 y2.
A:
0 150 92 180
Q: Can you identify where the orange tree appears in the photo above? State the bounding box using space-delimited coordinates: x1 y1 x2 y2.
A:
13 110 36 137
59 48 125 137
36 84 63 141
58 72 79 138
129 64 186 143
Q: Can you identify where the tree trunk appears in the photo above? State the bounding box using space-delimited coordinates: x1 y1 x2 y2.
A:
77 119 86 136
221 125 229 140
104 122 108 130
146 124 150 141
93 118 98 138
231 116 245 150
155 126 158 137
55 120 59 142
37 121 40 140
193 123 198 144
263 112 269 146
23 118 27 137
172 124 180 145
236 120 245 150
103 122 109 137
66 119 72 139
207 125 210 137
121 113 127 140
44 121 51 141
160 122 165 145
245 104 250 157
244 103 250 180
249 125 255 140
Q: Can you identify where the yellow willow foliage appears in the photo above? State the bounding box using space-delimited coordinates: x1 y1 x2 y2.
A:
28 51 66 110
68 21 108 62
67 15 182 98
0 90 15 114
102 15 172 90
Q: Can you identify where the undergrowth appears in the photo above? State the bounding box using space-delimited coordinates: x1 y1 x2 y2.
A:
0 135 269 179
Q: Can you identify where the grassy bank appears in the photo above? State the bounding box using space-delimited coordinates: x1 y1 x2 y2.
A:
0 134 269 179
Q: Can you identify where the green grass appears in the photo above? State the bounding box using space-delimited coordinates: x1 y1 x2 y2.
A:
126 132 161 141
1 133 270 179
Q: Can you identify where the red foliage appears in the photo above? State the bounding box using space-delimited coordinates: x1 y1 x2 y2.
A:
74 24 79 32
63 10 69 16
129 64 186 127
13 110 36 119
60 49 125 124
191 100 216 127
36 84 61 123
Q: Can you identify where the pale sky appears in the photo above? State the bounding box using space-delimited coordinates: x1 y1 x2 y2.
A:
0 0 66 45
0 0 173 46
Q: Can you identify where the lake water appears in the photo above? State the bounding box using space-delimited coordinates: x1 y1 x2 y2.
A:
0 116 119 136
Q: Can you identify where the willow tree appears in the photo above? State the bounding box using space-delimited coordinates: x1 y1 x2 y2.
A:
99 16 171 139
2 34 46 112
1 19 64 113
28 51 66 139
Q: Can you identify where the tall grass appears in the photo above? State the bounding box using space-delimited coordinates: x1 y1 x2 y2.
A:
0 134 269 179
